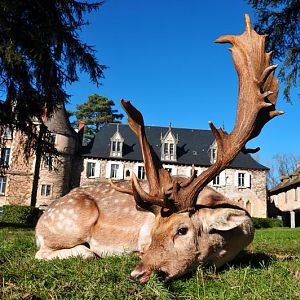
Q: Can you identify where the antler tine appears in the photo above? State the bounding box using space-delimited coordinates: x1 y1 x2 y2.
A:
110 180 133 196
120 100 173 213
178 165 196 188
172 14 283 211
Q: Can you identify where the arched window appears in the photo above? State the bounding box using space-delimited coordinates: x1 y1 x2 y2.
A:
246 201 252 213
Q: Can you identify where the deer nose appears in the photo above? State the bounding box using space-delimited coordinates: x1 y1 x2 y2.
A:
130 268 151 283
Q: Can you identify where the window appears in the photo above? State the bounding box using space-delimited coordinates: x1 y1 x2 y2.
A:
110 140 123 157
110 164 119 179
213 174 220 185
238 172 245 187
41 184 52 197
87 162 96 177
163 143 176 161
45 133 56 145
211 148 217 163
0 148 11 167
3 126 13 139
164 144 168 155
235 171 251 188
170 144 174 155
43 156 55 171
0 176 7 194
125 169 131 178
110 127 124 158
138 166 145 180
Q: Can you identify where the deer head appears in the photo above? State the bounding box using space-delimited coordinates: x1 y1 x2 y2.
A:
112 15 283 282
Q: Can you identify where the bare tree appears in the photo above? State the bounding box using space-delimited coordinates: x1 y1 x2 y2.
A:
267 153 300 188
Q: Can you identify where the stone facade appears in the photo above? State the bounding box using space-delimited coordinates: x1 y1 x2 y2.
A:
1 131 35 206
79 158 267 218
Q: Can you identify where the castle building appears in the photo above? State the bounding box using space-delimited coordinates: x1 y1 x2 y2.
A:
0 105 79 208
79 123 268 218
0 110 269 218
268 164 300 227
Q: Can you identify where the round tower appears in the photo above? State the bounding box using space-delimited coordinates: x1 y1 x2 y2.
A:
37 104 78 206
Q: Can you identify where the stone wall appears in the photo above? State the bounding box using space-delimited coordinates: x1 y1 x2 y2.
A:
80 158 268 217
1 131 35 206
36 154 74 207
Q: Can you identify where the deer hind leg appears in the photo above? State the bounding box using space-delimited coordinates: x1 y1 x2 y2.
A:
35 244 95 260
35 193 100 260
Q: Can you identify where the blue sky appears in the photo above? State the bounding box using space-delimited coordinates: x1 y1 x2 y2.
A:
66 0 300 171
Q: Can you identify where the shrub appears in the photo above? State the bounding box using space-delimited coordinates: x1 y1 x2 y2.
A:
252 217 283 229
1 205 41 227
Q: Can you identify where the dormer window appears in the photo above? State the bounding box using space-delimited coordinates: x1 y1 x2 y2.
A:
110 124 124 157
161 124 179 161
45 133 57 145
209 141 217 164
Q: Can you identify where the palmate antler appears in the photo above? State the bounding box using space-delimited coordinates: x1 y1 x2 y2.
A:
112 15 283 214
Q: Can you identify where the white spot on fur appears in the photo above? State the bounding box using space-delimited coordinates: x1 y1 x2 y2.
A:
122 207 130 213
58 214 64 221
56 222 64 230
68 198 74 203
36 235 44 248
137 214 155 252
89 238 128 256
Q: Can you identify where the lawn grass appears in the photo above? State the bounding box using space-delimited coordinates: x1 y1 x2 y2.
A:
0 226 299 299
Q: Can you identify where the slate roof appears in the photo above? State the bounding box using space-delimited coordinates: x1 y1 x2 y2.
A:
269 166 300 194
82 123 268 170
44 104 77 137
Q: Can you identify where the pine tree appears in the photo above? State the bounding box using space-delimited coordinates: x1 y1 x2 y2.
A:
0 0 105 146
73 94 124 143
247 0 300 102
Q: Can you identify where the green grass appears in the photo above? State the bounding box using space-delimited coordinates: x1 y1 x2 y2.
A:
1 227 299 299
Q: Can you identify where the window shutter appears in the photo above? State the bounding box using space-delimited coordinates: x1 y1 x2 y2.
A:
219 171 226 186
245 172 251 188
234 171 239 187
133 164 139 177
105 162 111 178
186 166 192 177
95 162 100 177
117 163 124 179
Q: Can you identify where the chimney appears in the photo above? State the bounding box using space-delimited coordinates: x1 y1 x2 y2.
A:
77 121 85 145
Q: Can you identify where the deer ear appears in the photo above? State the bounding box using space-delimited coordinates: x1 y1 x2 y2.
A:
204 208 248 232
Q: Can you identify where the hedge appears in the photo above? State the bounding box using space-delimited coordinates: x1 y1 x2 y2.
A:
252 217 283 229
0 205 41 227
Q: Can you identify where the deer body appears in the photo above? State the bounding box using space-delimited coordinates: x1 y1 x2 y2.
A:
35 15 282 282
35 183 155 259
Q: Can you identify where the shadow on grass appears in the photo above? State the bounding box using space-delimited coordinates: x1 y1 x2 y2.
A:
0 222 36 229
166 251 275 286
222 250 274 269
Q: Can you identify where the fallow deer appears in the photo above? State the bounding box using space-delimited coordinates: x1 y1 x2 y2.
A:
35 15 283 283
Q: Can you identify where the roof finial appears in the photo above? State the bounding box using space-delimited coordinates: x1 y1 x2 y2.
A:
169 122 172 130
116 123 120 132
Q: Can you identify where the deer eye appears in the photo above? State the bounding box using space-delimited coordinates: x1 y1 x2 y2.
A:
177 227 188 236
